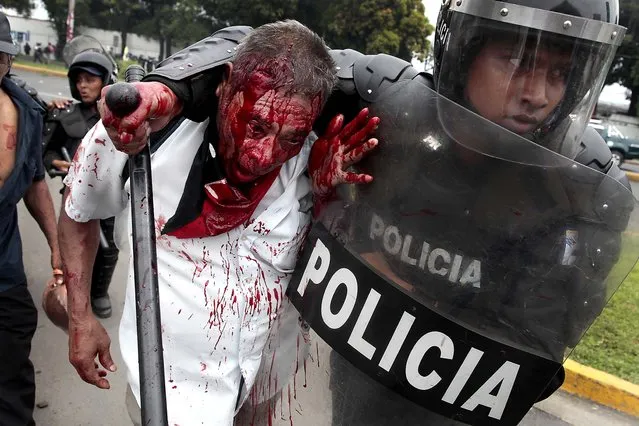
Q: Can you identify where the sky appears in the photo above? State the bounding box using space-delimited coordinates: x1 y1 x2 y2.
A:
424 0 439 44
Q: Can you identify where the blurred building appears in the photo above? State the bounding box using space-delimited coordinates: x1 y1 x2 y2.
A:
1 7 164 60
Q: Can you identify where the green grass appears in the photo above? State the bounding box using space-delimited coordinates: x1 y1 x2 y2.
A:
12 55 68 74
571 263 639 384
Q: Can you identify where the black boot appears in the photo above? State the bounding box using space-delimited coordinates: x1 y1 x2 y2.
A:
91 217 119 319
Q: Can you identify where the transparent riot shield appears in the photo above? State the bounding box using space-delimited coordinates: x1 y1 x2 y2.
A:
237 80 639 426
62 34 118 81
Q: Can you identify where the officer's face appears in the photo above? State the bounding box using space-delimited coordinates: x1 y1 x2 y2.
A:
465 39 572 135
216 65 319 184
75 71 103 104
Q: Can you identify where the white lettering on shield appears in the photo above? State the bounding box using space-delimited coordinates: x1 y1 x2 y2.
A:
296 240 519 420
369 213 482 288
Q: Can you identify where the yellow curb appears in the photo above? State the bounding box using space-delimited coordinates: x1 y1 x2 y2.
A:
625 171 639 182
12 63 67 78
562 359 639 418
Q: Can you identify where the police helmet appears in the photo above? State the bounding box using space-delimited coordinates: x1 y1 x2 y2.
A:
68 50 115 101
432 0 625 157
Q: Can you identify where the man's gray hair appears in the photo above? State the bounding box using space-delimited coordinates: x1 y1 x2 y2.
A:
232 20 336 105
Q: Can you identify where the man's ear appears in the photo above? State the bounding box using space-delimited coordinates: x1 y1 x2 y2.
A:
216 63 234 97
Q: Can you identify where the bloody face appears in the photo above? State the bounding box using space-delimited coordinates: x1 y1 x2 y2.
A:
465 38 572 135
75 71 104 105
216 69 320 184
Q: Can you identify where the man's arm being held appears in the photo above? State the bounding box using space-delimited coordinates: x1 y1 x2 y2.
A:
57 120 129 390
59 187 117 389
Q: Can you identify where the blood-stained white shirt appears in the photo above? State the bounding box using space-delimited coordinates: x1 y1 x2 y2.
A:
64 119 312 425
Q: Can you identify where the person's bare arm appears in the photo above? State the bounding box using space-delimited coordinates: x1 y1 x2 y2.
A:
23 178 62 280
59 188 116 389
0 88 17 188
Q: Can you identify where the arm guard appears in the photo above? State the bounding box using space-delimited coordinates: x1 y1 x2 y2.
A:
142 26 253 122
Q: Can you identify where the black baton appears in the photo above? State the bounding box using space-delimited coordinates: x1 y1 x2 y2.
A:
105 65 168 426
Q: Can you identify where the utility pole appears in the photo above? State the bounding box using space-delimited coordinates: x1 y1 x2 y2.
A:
66 0 75 42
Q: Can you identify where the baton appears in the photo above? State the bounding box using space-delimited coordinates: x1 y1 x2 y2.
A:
105 65 168 426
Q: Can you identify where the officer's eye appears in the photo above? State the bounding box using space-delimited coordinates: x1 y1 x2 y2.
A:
549 66 570 84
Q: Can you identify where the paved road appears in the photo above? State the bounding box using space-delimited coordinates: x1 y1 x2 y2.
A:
12 68 73 103
12 69 639 425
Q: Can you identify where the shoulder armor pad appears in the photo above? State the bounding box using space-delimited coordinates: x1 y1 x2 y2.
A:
571 126 633 230
144 26 253 82
331 49 365 80
329 49 364 95
330 49 365 95
591 162 633 231
353 54 420 102
574 125 614 174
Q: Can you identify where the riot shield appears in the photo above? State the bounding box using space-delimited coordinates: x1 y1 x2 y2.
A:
62 34 118 81
240 80 639 426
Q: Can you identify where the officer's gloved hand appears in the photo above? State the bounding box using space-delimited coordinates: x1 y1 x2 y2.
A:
98 82 183 155
309 108 379 214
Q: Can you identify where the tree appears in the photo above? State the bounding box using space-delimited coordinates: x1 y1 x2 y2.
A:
198 0 434 61
3 0 34 17
606 0 639 115
137 0 213 60
41 0 94 59
199 0 298 29
320 0 433 61
88 0 150 56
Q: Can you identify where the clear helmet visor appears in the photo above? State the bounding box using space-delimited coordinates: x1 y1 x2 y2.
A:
436 4 623 158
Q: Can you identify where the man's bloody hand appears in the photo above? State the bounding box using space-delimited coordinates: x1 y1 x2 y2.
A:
68 315 117 390
97 82 183 155
309 108 379 200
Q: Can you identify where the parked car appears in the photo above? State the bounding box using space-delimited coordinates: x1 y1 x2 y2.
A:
588 119 639 165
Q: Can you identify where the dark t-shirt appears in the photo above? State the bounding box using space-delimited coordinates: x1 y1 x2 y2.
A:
0 78 45 292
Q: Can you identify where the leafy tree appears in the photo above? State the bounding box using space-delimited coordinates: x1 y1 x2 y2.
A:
606 0 639 115
137 0 212 59
321 0 433 61
197 0 433 61
41 0 94 58
87 0 150 56
3 0 34 17
199 0 298 29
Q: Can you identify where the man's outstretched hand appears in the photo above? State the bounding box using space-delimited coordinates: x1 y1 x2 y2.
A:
98 81 183 155
309 108 379 202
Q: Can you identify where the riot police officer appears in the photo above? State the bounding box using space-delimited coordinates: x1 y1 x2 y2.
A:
285 0 637 424
82 1 638 424
43 50 118 318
